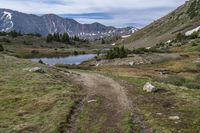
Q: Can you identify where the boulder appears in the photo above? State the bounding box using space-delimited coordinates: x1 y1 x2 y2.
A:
29 67 44 73
143 82 156 92
168 116 180 120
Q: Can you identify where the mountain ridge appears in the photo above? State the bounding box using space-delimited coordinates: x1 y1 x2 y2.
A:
0 8 138 39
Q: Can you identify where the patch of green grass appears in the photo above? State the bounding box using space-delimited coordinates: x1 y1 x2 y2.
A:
155 74 200 90
99 69 200 133
120 112 134 133
77 96 107 133
0 54 83 132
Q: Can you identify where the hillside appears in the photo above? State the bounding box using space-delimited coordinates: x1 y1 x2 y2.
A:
121 0 200 48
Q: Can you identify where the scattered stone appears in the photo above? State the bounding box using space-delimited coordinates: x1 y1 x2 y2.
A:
155 69 170 75
168 116 180 120
146 47 151 50
193 58 200 63
143 82 156 92
29 67 44 73
156 113 163 116
129 62 134 66
96 63 100 67
87 100 97 103
175 121 181 124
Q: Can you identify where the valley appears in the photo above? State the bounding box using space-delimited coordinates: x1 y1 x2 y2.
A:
0 0 200 133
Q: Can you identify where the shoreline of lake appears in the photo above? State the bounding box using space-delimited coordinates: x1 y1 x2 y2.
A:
30 54 97 65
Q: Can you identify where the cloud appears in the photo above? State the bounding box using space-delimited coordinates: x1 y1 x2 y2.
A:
60 13 113 20
0 0 186 27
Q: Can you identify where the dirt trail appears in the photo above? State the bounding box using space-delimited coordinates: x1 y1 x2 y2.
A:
69 71 132 132
75 73 131 111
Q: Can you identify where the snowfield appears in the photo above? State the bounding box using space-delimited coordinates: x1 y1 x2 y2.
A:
185 26 200 36
0 11 13 32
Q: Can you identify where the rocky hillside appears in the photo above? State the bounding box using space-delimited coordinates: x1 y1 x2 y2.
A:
0 9 137 39
121 0 200 48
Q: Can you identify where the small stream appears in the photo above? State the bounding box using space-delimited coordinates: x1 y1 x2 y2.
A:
31 54 96 65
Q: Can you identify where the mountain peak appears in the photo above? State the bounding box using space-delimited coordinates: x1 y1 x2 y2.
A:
0 8 134 39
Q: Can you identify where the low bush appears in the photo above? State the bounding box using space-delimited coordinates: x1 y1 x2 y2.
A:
106 46 128 59
175 32 199 43
192 43 198 46
31 50 39 54
73 51 79 55
38 59 45 64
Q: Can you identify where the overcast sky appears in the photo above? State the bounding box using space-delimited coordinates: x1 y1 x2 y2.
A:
0 0 186 28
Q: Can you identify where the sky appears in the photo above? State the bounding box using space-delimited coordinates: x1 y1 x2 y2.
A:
0 0 186 28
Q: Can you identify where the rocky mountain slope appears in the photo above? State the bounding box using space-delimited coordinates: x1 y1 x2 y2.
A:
121 0 200 48
0 9 137 39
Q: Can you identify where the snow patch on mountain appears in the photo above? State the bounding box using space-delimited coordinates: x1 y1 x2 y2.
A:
0 11 13 32
122 35 131 38
131 27 138 33
4 11 12 20
185 26 200 36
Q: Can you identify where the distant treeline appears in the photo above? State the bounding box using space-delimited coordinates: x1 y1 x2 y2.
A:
46 33 89 44
0 30 89 44
0 30 42 38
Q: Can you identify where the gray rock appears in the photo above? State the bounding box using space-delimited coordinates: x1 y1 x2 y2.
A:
168 116 180 120
29 67 44 73
129 62 134 66
143 82 156 92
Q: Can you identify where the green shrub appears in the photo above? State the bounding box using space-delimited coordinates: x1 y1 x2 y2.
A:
192 43 198 46
27 33 42 37
38 59 44 64
176 33 187 42
156 42 165 47
79 51 86 55
189 31 199 39
0 44 4 51
46 34 53 43
73 51 79 55
9 30 22 38
106 46 128 59
31 50 39 54
132 47 146 54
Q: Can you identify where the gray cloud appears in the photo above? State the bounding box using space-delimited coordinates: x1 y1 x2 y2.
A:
0 0 186 27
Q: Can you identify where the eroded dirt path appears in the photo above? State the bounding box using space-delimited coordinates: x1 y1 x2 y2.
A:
69 71 132 133
75 72 131 111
